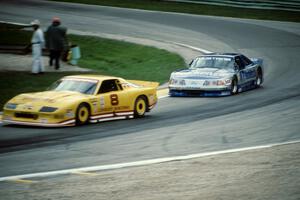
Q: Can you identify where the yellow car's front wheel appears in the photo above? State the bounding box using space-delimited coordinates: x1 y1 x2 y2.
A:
76 103 90 125
134 96 147 118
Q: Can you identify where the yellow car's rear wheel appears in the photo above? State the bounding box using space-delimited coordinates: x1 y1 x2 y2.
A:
134 96 147 118
76 103 90 125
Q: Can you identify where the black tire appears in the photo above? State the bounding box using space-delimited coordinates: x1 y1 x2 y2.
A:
134 96 147 118
231 77 238 95
75 103 90 125
255 69 263 88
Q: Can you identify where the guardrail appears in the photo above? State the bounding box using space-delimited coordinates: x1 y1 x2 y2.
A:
165 0 300 12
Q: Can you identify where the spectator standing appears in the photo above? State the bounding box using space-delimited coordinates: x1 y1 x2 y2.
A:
31 19 45 74
46 17 67 70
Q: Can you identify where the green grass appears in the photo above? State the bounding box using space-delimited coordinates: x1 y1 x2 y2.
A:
51 0 300 22
0 72 89 108
0 29 32 46
0 29 185 108
69 35 184 83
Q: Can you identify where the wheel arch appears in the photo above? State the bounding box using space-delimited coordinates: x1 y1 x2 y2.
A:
76 102 92 118
79 102 91 112
136 94 149 111
257 66 264 83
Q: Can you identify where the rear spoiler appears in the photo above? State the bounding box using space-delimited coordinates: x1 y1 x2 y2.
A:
128 80 159 88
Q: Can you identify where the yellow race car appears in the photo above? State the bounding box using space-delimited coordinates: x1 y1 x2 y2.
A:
2 75 158 127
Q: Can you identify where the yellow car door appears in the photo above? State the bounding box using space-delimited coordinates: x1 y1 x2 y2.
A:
91 79 133 122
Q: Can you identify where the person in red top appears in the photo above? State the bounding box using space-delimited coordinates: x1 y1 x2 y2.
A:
46 17 67 70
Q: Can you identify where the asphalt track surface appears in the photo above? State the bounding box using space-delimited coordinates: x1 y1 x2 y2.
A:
0 0 300 178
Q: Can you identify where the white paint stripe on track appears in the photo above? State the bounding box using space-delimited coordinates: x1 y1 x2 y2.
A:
0 140 299 182
172 42 213 54
158 95 169 99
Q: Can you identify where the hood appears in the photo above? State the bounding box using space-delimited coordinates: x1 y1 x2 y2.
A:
7 91 86 112
16 91 85 103
171 68 232 79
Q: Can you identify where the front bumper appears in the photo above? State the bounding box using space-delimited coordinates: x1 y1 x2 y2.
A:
2 110 75 127
169 88 231 97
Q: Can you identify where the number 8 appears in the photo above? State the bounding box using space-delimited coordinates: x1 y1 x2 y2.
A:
110 94 119 106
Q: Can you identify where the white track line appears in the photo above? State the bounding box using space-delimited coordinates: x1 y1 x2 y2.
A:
0 140 299 182
172 42 213 54
158 95 169 99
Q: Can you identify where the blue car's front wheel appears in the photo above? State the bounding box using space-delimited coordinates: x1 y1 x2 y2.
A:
231 77 238 95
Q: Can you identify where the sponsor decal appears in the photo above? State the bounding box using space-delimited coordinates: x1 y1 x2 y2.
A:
22 105 33 110
115 106 130 111
65 109 74 118
99 96 105 110
40 118 48 123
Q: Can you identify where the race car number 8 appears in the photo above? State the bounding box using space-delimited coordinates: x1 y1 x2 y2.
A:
110 94 119 106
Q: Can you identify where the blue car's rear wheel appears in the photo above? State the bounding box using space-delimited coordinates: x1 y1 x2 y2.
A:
255 69 263 88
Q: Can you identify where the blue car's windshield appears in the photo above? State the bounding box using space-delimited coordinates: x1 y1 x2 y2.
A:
190 56 234 70
49 79 97 95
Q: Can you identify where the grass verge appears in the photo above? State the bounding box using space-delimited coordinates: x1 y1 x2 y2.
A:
0 72 90 109
51 0 300 22
68 34 184 83
0 29 185 108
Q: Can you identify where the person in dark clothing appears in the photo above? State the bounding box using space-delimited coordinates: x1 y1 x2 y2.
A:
46 17 67 70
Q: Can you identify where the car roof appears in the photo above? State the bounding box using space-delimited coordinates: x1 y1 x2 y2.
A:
63 74 122 82
201 53 241 58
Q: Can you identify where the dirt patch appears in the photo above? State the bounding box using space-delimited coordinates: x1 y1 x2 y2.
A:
0 143 299 200
0 53 91 72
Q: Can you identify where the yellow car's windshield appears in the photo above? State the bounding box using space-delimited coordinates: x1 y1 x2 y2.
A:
49 79 97 95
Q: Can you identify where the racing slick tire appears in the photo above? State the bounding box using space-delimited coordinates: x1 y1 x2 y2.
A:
134 96 147 118
231 77 238 95
76 103 90 125
255 69 263 88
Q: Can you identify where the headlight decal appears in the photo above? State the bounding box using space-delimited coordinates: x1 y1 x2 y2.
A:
225 79 232 85
5 103 18 109
217 80 225 86
39 106 58 112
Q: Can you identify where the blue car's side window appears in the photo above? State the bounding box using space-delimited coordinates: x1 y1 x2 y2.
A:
235 56 245 70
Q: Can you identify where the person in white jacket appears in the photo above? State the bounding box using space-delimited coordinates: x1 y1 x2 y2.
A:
31 19 45 74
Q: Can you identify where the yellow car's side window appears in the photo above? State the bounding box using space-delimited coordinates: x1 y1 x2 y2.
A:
98 79 119 94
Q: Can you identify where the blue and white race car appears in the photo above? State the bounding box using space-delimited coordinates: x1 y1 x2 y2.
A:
169 53 263 96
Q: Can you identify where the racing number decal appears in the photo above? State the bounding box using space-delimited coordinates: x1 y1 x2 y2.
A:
110 94 119 106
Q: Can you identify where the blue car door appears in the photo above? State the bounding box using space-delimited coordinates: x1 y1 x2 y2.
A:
235 56 247 84
241 55 256 83
236 56 256 85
